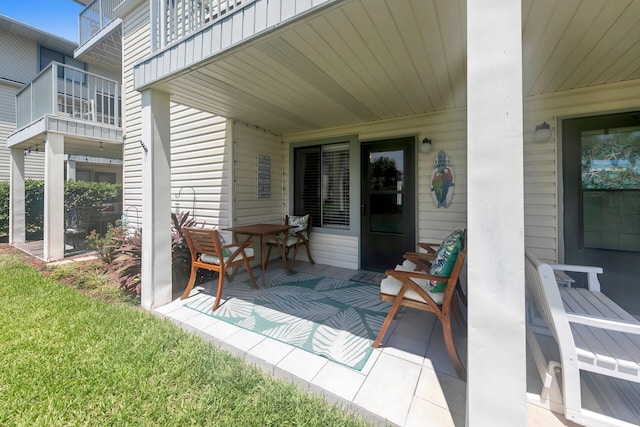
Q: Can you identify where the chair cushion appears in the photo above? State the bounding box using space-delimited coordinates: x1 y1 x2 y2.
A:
380 263 444 305
265 236 297 248
429 229 464 292
200 247 254 265
288 214 309 236
217 230 232 257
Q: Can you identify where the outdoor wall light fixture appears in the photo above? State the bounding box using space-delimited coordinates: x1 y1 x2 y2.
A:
534 121 552 142
420 137 433 153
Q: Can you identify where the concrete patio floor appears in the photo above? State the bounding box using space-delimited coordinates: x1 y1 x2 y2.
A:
153 259 579 427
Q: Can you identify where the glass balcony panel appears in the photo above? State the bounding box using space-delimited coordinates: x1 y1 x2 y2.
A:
79 0 122 45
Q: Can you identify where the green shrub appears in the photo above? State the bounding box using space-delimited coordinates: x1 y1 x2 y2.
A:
64 180 122 210
0 180 122 241
86 220 129 264
25 180 44 240
0 181 8 235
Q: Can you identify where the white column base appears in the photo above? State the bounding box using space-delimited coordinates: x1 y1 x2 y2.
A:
44 133 65 261
140 89 172 309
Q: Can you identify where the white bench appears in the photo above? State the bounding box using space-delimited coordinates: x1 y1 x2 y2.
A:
525 251 640 427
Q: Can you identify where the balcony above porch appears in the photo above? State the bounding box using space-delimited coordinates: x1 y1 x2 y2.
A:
75 0 123 69
8 62 123 150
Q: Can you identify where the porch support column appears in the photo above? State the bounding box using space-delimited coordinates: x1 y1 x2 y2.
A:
67 159 77 181
9 148 26 244
44 133 65 261
140 89 172 309
467 1 526 426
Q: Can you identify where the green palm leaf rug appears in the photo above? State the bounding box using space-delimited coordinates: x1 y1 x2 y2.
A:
184 270 389 371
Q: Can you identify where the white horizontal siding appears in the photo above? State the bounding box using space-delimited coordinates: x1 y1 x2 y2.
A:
170 106 230 228
523 79 640 262
87 62 122 83
0 28 37 85
0 82 44 181
231 121 284 262
121 2 150 228
232 120 284 225
311 232 358 269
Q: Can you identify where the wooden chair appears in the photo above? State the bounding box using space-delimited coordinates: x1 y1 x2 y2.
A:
373 231 467 380
180 227 258 311
65 207 95 249
265 214 315 270
403 234 468 308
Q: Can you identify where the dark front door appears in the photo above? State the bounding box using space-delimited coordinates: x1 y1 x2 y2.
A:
562 111 640 314
361 137 415 271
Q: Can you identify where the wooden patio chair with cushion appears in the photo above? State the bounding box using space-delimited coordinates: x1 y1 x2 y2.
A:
402 231 468 308
180 227 258 311
373 229 467 380
265 214 315 270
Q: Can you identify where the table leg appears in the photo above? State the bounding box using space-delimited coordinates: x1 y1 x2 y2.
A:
259 235 266 288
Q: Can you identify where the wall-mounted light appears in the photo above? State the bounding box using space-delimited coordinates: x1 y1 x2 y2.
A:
420 137 433 154
534 121 552 142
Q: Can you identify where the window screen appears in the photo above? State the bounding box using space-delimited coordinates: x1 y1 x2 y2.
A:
294 142 350 229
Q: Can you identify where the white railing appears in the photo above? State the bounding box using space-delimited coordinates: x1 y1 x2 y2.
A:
151 0 250 51
78 0 122 46
15 62 122 130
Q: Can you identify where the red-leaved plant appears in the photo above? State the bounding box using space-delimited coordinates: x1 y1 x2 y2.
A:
110 227 142 294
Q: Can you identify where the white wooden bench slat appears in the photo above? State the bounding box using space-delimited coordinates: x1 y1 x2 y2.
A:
561 288 640 372
561 290 625 368
583 372 640 423
526 251 640 427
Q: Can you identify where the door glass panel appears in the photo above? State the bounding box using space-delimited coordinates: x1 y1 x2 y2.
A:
581 126 640 251
369 150 403 234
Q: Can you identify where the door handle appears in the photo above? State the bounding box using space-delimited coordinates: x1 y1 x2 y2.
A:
361 204 366 216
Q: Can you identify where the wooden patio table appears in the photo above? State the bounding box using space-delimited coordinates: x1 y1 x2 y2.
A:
224 223 295 287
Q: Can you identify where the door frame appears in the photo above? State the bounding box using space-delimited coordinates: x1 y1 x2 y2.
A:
359 135 418 271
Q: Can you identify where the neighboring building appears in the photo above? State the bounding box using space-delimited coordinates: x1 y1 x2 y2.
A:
0 15 73 181
5 12 124 260
9 0 640 425
0 14 123 184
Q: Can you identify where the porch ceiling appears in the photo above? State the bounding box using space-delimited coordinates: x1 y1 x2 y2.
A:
75 23 122 70
151 0 640 135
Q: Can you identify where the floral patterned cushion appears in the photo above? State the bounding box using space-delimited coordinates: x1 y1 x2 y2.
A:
429 229 464 292
288 215 309 236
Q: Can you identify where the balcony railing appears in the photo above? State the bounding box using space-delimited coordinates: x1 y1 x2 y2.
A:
151 0 249 51
15 62 121 130
78 0 122 46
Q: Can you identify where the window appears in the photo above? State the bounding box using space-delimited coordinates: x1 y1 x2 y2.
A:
293 142 350 229
96 92 121 125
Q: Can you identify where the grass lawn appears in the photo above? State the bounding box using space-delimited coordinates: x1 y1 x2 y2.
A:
0 249 370 426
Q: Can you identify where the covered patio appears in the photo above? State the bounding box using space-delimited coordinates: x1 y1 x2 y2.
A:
116 0 640 425
155 259 580 427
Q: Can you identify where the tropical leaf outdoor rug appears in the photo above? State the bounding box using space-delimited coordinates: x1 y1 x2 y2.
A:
183 270 389 371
